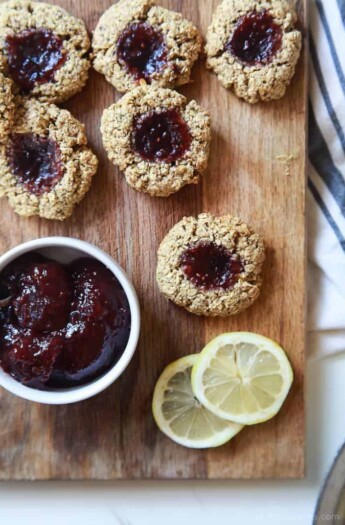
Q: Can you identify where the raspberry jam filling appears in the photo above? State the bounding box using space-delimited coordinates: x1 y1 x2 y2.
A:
13 262 71 332
180 241 243 290
5 28 66 91
226 9 283 65
132 108 192 163
117 22 168 82
6 133 63 196
0 254 131 389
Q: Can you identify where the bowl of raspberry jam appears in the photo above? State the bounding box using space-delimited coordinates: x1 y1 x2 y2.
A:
0 237 140 404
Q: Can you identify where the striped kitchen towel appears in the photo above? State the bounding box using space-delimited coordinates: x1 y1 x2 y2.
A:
308 0 345 357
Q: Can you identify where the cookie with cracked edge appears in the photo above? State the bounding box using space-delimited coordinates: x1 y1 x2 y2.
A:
101 84 211 197
156 213 265 317
206 0 302 103
0 98 98 220
92 0 202 93
0 0 91 104
0 71 14 142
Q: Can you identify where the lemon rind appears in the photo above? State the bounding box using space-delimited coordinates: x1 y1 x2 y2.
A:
191 333 293 426
152 354 243 449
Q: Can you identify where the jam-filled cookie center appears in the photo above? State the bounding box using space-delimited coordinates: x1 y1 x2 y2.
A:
5 28 66 91
180 241 243 290
117 22 168 82
227 9 283 65
132 108 192 163
6 133 63 196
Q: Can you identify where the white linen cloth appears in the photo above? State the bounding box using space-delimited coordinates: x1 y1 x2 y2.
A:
308 0 345 359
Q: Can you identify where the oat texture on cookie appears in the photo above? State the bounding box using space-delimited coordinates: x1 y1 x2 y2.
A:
156 213 265 316
0 98 98 220
92 0 201 92
0 0 91 103
206 0 302 103
101 84 211 197
0 71 14 142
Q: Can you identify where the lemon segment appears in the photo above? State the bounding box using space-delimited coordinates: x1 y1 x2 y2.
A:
152 354 243 449
191 333 293 425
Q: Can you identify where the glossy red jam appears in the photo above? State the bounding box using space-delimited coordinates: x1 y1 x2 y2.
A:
6 133 63 196
13 262 71 332
180 241 243 290
5 28 66 91
49 259 131 388
132 108 192 163
117 22 167 82
227 9 283 65
0 254 131 389
0 321 64 389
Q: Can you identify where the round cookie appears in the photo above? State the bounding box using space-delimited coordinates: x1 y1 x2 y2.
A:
92 0 201 92
156 213 265 317
0 71 14 142
0 98 98 220
0 0 91 103
205 0 302 103
101 84 211 197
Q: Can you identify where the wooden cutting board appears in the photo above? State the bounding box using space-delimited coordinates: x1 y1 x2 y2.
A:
0 0 307 480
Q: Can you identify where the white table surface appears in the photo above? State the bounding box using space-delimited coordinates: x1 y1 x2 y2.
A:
0 347 344 525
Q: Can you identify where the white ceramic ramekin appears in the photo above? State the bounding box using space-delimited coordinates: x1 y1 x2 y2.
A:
0 237 140 405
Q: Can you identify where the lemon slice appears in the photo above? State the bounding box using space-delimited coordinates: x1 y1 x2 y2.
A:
152 354 243 449
191 333 293 425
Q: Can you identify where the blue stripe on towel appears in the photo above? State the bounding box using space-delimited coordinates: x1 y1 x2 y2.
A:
316 0 345 95
309 179 345 253
336 0 345 28
309 36 345 154
309 105 345 217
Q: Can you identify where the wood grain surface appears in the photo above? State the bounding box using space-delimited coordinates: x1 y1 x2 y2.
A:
0 0 307 479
